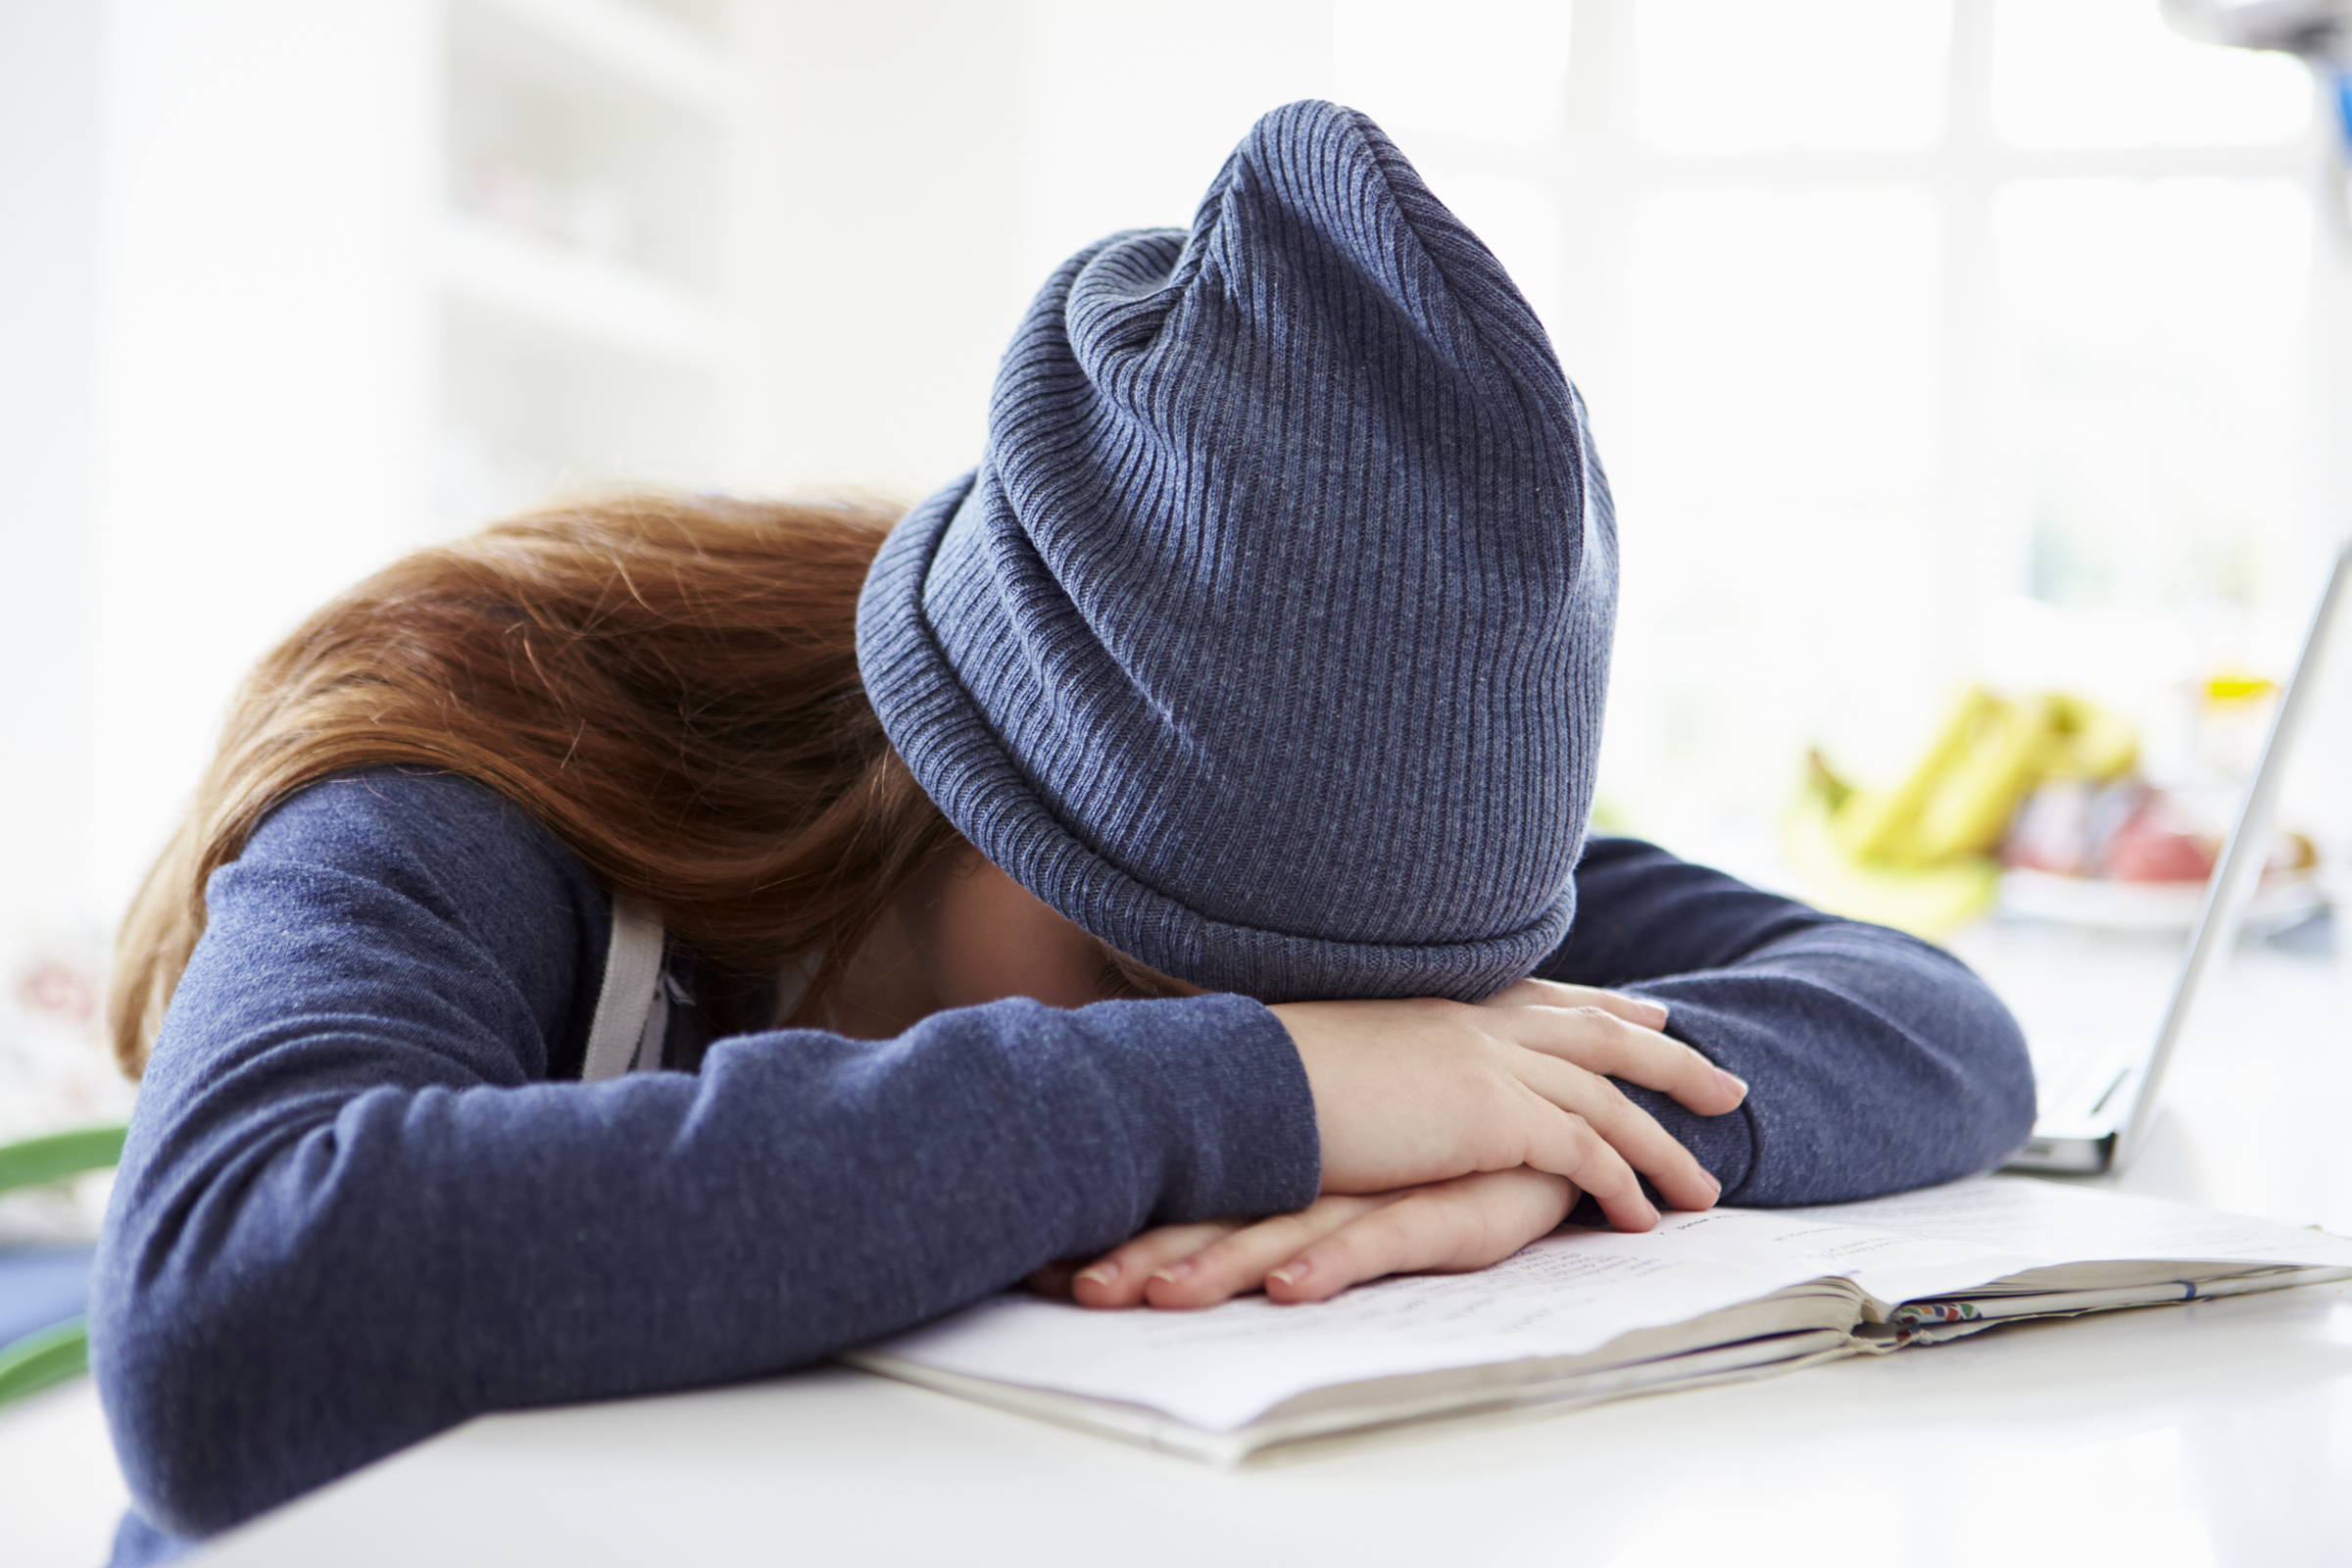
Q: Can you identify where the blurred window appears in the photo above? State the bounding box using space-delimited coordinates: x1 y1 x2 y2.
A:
1990 0 2311 148
1995 178 2312 611
1334 0 1574 144
1615 185 1945 801
1630 0 1953 155
1332 0 2331 849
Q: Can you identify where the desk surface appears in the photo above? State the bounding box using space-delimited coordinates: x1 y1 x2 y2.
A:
208 926 2352 1567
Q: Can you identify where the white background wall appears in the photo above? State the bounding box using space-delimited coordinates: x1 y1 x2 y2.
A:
728 0 1027 499
0 0 104 943
85 1 441 926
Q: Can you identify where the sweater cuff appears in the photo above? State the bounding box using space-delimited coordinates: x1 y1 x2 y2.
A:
1084 992 1321 1223
1619 1082 1756 1200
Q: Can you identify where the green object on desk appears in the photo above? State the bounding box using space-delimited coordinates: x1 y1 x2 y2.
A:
0 1315 90 1404
0 1126 127 1195
0 1124 126 1410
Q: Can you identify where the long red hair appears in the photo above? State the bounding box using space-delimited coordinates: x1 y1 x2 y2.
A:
109 492 961 1077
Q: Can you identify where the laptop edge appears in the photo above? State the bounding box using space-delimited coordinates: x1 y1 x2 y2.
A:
2004 538 2352 1176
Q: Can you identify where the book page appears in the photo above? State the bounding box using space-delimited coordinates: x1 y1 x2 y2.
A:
1787 1176 2352 1303
860 1179 2352 1435
863 1205 2019 1433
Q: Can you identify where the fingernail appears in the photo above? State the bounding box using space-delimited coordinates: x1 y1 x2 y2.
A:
1706 1173 1723 1203
1268 1260 1309 1288
1076 1261 1119 1289
1151 1260 1194 1285
1715 1067 1748 1099
1643 1000 1670 1026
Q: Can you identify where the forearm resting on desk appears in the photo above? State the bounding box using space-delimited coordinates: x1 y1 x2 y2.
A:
1546 838 2036 1205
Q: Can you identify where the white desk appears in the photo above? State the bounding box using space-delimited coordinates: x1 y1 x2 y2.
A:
207 926 2352 1567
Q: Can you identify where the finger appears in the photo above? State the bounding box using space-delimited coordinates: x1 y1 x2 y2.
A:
1506 1052 1721 1215
1480 977 1669 1032
1499 1087 1662 1231
1489 1004 1747 1118
1069 1221 1243 1309
1143 1196 1394 1310
1265 1171 1578 1303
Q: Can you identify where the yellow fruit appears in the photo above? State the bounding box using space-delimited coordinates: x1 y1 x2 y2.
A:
2044 694 2137 781
1831 688 1994 864
1783 791 1999 939
1906 693 2050 862
1807 686 2144 907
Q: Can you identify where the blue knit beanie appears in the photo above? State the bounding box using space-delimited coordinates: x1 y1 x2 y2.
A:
856 100 1617 1004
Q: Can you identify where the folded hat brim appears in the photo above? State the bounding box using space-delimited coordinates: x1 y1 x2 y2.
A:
857 468 1576 1004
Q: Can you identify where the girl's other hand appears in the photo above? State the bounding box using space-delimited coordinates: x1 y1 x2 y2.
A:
1030 1168 1581 1310
1268 987 1742 1233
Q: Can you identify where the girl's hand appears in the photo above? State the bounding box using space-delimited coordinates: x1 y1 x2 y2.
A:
1269 985 1742 1232
1030 1168 1581 1309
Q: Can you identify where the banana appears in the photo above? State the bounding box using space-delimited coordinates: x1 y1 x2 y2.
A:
1783 787 2001 938
1822 688 2136 869
1831 687 1996 863
1907 693 2052 862
1798 689 2145 933
2044 693 2138 781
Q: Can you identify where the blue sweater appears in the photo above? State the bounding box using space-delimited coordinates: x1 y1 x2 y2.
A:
92 769 2033 1551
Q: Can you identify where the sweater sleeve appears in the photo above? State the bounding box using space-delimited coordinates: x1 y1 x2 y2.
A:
1543 836 2035 1207
90 771 1319 1542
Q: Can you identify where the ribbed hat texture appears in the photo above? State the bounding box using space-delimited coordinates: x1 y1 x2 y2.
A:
856 99 1617 1003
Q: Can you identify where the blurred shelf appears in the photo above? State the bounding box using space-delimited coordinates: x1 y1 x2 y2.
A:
466 0 736 116
437 214 724 368
435 0 738 526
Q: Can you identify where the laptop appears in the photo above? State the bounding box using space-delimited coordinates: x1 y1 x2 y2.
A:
2005 537 2352 1175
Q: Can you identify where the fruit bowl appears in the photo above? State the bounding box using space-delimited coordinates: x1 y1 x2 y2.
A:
1996 864 2325 933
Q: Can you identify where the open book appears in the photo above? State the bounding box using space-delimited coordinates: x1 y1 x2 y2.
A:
846 1177 2352 1463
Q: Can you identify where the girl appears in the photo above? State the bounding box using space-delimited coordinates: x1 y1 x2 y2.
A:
91 101 2034 1559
